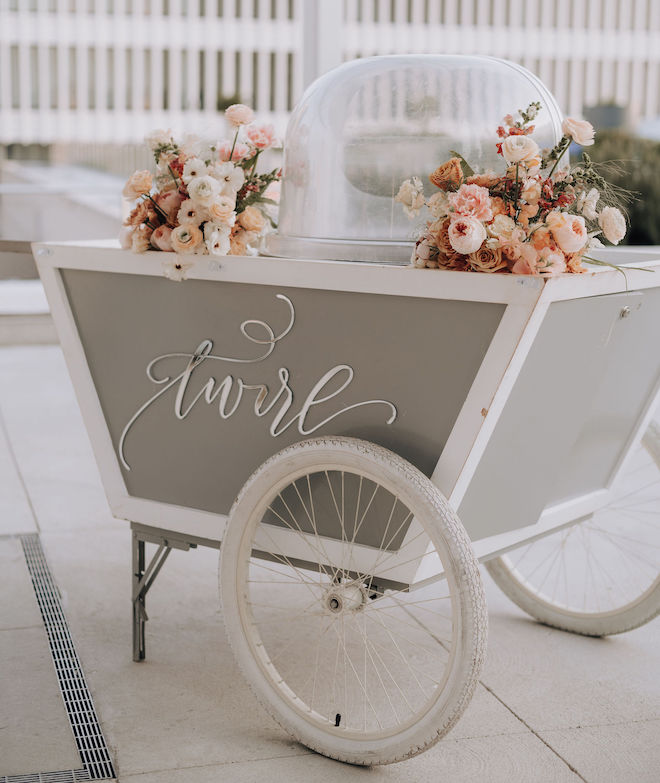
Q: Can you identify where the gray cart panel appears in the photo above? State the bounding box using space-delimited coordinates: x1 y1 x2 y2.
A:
62 268 505 519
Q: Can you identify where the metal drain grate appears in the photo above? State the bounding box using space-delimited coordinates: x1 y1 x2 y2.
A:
1 770 90 782
19 534 115 781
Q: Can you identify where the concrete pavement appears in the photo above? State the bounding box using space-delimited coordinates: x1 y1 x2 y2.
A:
1 345 658 782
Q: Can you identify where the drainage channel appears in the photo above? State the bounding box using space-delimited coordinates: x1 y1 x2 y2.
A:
3 534 116 782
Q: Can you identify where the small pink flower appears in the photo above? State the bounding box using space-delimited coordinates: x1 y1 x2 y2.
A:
155 189 184 223
245 123 277 150
217 141 250 162
537 247 567 276
562 117 595 146
448 216 487 255
510 244 540 275
151 225 174 252
225 104 255 126
449 184 493 222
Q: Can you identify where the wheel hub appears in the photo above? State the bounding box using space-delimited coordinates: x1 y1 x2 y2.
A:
324 583 367 614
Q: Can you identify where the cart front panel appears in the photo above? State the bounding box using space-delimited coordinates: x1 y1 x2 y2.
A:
61 268 505 524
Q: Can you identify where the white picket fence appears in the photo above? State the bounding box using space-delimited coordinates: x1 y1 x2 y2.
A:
2 0 660 148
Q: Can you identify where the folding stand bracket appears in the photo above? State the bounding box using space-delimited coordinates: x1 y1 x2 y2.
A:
131 524 196 662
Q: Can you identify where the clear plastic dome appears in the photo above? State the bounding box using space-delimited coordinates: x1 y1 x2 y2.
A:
263 55 564 264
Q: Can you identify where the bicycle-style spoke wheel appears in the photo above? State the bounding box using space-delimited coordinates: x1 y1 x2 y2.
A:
487 421 660 636
220 437 487 765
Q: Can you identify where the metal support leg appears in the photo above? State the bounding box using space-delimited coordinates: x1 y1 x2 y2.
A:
130 524 212 662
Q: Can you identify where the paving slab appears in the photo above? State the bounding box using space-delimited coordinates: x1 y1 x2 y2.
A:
0 407 37 536
0 625 81 775
0 538 42 630
117 733 581 783
538 719 660 783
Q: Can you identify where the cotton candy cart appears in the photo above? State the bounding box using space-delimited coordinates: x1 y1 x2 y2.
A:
34 240 660 765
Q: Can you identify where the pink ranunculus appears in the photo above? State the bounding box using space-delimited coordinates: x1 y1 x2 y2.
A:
448 216 487 255
510 244 540 275
245 123 277 150
562 117 595 146
449 184 493 222
217 140 250 162
151 225 174 252
225 104 255 126
537 247 567 276
548 213 588 254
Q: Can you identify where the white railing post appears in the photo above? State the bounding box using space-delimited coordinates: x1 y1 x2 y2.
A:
301 0 343 89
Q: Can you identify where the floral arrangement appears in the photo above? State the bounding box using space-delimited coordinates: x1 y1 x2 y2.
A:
396 103 628 275
120 104 281 280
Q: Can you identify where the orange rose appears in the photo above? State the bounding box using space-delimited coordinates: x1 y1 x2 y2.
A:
532 226 555 251
565 252 587 273
468 243 508 273
429 158 463 190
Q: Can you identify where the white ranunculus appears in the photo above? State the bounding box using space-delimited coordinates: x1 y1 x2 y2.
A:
162 256 195 282
502 135 540 164
209 162 245 195
427 191 450 219
578 188 600 221
182 157 209 184
144 129 173 150
204 222 231 256
599 206 627 245
187 175 221 206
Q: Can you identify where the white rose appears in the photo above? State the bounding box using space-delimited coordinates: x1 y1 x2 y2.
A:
502 135 540 164
562 117 595 146
209 162 246 195
182 157 209 184
395 177 425 218
448 216 487 255
187 175 221 206
599 206 626 245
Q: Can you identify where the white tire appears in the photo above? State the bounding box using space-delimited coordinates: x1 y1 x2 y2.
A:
219 437 487 765
486 421 660 636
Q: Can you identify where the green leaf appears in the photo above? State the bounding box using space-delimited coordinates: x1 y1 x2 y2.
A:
449 150 474 178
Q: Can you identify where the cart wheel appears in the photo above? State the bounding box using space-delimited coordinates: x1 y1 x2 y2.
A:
219 437 487 765
486 421 660 636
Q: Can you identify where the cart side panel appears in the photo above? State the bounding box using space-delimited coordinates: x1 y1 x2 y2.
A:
458 290 656 540
60 269 505 528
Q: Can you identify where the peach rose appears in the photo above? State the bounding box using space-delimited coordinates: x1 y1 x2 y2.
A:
238 205 266 233
123 170 153 200
155 189 184 223
150 225 174 251
502 135 540 164
532 226 555 251
207 195 236 225
229 229 257 256
548 212 588 253
225 104 255 126
598 206 626 245
429 158 463 190
517 202 540 227
245 123 276 150
449 184 493 222
562 117 595 146
468 241 508 273
170 224 203 254
448 216 487 255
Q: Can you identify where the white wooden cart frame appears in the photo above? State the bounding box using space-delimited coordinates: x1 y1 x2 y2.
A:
35 240 660 661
